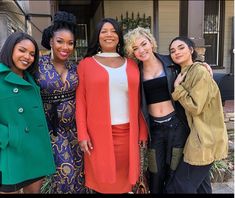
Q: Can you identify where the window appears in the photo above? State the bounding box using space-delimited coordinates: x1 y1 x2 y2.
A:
75 24 88 61
204 0 225 67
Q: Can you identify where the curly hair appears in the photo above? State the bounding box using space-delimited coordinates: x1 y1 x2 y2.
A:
41 11 77 50
53 11 76 24
124 27 157 59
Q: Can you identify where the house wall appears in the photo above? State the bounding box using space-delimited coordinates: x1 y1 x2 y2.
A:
0 1 25 50
102 0 233 74
27 1 52 49
90 1 103 41
0 0 232 73
158 1 179 54
103 0 180 55
103 0 154 32
222 0 234 74
0 1 53 50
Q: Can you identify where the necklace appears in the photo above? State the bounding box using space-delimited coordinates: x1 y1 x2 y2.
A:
96 52 120 57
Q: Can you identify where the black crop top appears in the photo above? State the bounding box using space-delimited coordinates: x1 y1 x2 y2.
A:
143 76 171 104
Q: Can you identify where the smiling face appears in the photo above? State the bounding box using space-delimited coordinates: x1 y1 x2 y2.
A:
132 36 154 62
99 22 119 53
169 39 194 67
12 39 35 77
50 29 74 62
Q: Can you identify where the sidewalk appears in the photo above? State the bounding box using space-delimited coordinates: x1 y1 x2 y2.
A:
212 100 234 194
212 177 234 194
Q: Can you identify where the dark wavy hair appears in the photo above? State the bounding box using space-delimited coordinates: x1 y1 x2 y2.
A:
0 32 39 74
85 18 124 58
41 11 77 50
169 36 198 62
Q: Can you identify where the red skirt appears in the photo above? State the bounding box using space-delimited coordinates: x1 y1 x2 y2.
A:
87 123 132 193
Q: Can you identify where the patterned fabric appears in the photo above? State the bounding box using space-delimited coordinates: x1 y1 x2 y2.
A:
35 55 86 193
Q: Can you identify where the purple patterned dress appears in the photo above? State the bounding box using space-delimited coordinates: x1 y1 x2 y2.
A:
35 55 86 193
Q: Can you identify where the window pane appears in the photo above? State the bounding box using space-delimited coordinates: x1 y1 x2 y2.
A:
204 0 219 66
204 34 218 66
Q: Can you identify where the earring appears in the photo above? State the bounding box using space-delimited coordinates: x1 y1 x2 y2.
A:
117 43 120 53
50 47 54 60
97 45 102 54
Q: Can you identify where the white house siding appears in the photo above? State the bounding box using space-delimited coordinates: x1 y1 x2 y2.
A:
103 0 179 55
102 0 233 74
222 0 234 74
103 0 154 32
158 1 179 54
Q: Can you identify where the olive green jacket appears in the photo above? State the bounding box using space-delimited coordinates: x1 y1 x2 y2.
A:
172 62 228 165
0 63 55 184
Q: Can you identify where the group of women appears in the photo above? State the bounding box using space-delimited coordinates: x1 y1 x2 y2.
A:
0 11 228 194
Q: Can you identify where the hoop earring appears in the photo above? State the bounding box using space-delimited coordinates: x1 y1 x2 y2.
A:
50 48 54 60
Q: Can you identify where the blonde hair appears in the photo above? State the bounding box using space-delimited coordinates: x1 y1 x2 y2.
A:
124 26 157 59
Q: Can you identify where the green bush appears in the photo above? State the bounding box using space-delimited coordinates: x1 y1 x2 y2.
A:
210 160 232 183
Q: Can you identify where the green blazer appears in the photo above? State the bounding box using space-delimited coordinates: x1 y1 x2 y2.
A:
0 63 55 185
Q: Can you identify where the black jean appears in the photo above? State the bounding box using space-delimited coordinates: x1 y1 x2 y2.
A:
148 113 188 193
165 160 212 194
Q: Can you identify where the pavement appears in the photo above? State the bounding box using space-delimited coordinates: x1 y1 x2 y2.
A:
211 100 234 194
212 170 234 194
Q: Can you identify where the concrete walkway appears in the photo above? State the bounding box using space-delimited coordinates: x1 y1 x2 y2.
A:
212 100 234 194
212 178 234 194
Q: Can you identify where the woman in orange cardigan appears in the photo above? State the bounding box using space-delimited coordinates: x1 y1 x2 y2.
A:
75 18 148 193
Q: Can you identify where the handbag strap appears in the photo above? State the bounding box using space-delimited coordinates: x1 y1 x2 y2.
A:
139 142 145 181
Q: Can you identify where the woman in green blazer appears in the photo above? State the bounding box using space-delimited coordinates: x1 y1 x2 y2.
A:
0 32 55 193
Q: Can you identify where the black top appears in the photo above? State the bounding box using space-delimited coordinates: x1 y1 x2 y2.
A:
143 76 171 104
139 53 190 142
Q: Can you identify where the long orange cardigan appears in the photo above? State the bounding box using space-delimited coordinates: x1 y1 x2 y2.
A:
75 57 148 185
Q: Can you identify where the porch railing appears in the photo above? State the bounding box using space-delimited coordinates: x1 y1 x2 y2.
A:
116 12 151 34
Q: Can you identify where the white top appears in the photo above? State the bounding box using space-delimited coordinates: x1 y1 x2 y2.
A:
93 57 129 125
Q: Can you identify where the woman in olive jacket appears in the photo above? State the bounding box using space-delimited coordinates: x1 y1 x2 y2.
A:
168 36 228 193
0 32 55 193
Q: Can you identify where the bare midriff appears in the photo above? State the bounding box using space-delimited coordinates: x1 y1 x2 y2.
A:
148 100 175 117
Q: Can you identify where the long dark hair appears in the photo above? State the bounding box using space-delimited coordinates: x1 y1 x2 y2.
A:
41 11 77 50
85 18 124 58
169 36 198 61
0 32 39 74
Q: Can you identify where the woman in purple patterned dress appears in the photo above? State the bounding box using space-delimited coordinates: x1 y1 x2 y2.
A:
34 11 86 193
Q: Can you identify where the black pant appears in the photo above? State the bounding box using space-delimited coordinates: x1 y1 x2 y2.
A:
166 160 212 193
148 114 188 193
